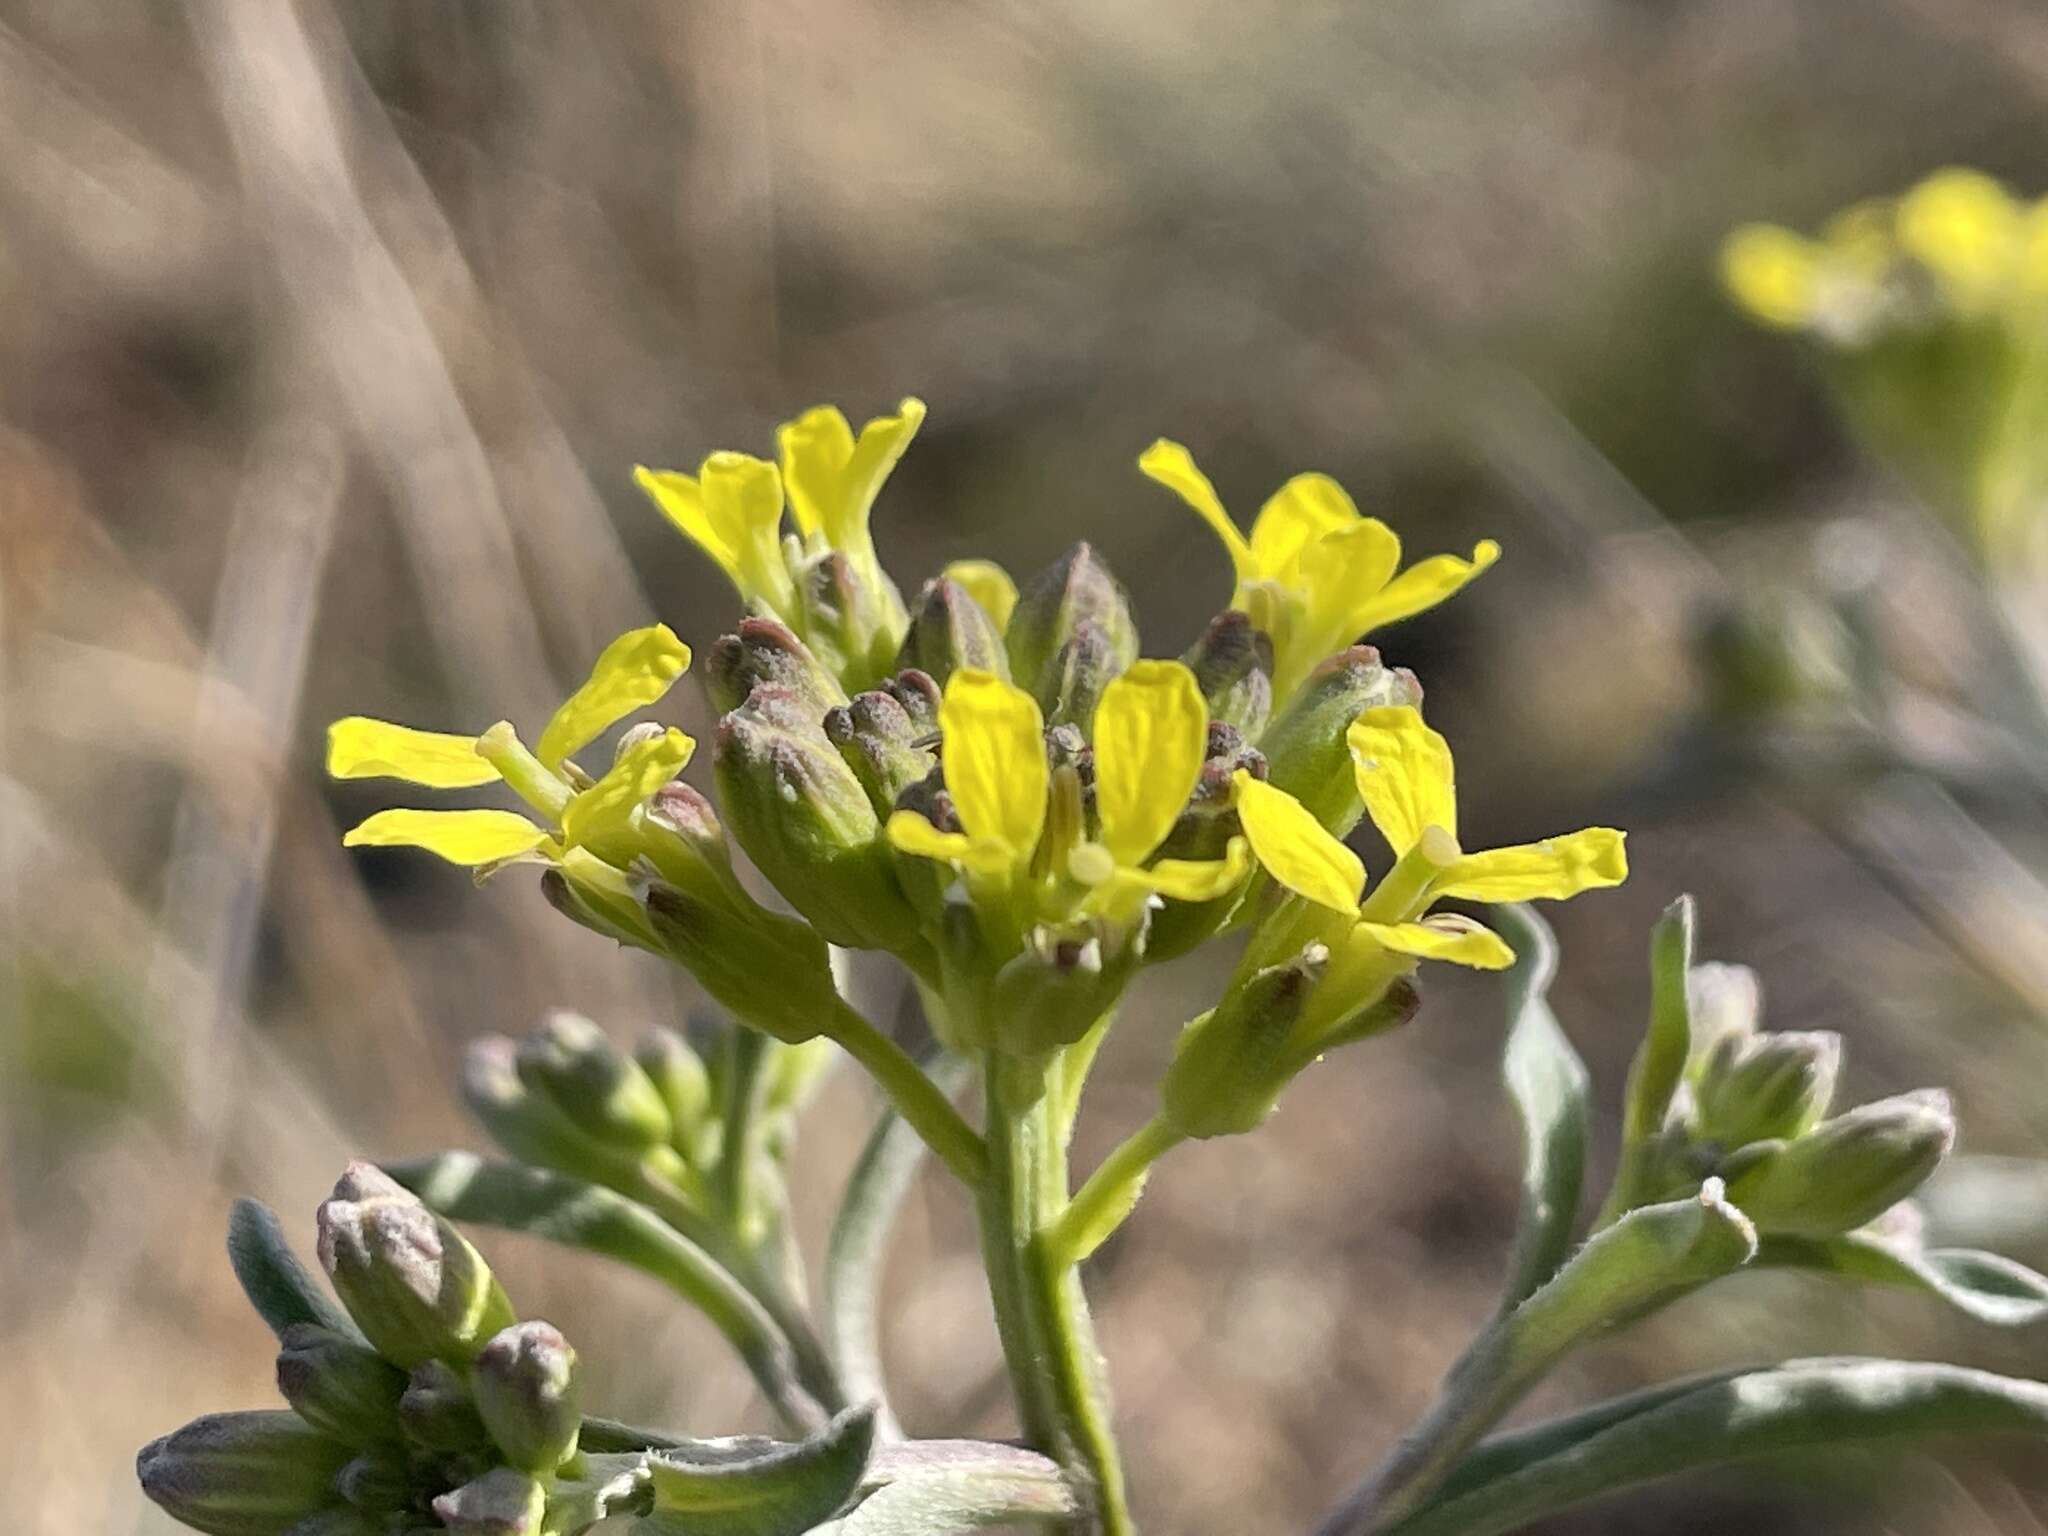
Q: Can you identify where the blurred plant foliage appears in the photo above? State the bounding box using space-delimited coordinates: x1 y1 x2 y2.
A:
140 399 2048 1536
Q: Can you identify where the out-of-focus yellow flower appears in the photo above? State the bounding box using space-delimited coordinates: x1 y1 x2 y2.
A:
1232 702 1625 1030
885 662 1246 927
1137 440 1498 701
329 625 694 907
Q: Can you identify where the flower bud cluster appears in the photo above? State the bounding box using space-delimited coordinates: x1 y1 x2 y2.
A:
140 1166 589 1536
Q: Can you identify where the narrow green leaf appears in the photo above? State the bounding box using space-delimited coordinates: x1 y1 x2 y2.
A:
1757 1232 2048 1327
1491 904 1589 1309
824 1055 972 1442
1604 896 1694 1221
642 1404 874 1536
224 1198 362 1342
1385 1358 2048 1536
386 1153 828 1434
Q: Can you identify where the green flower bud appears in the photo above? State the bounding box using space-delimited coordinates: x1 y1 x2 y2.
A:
713 685 923 953
334 1451 414 1513
790 547 908 695
137 1411 353 1536
704 618 849 718
514 1011 673 1154
1723 1089 1956 1237
397 1360 490 1453
315 1163 516 1369
1693 1029 1841 1149
274 1324 407 1447
1161 946 1329 1139
898 576 1009 683
538 865 658 954
1005 543 1139 727
823 671 942 816
1258 645 1421 833
635 1026 712 1147
638 781 751 909
432 1467 545 1536
462 1036 676 1190
644 883 845 1044
1181 610 1274 737
471 1321 581 1474
988 924 1137 1056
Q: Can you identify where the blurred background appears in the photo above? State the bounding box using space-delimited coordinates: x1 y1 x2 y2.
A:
8 1 2048 1531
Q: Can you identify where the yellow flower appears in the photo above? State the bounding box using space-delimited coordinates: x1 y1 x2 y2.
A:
885 662 1247 929
329 625 696 917
1137 440 1498 700
777 397 925 586
1232 703 1625 1026
633 453 796 619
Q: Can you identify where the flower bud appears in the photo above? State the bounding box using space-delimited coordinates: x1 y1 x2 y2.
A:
315 1163 516 1369
1182 610 1274 737
1693 1029 1841 1149
713 685 923 953
988 925 1135 1056
514 1011 673 1154
635 1026 712 1146
461 1036 672 1190
538 865 657 954
335 1451 414 1512
1723 1089 1956 1237
790 546 909 695
704 618 848 718
823 671 942 816
471 1321 581 1474
397 1360 490 1453
274 1325 407 1447
644 883 846 1043
1258 646 1421 833
1161 946 1328 1139
1004 543 1139 727
638 781 750 909
432 1467 545 1536
898 576 1009 683
137 1411 353 1536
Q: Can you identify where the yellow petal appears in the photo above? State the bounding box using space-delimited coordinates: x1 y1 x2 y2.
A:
1434 828 1628 903
1131 835 1251 903
943 558 1020 634
1233 772 1363 914
1356 915 1514 970
536 624 692 771
341 808 549 866
1346 541 1500 635
1347 706 1457 851
1897 167 2019 307
1247 472 1361 580
1092 659 1208 866
885 809 1015 877
560 726 696 851
777 405 856 541
836 397 925 548
698 451 789 603
327 717 495 788
634 466 740 581
1719 224 1822 329
1138 439 1254 585
937 668 1046 858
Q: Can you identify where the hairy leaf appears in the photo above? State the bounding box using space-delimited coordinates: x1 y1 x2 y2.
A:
641 1404 874 1535
224 1198 362 1342
1757 1232 2048 1326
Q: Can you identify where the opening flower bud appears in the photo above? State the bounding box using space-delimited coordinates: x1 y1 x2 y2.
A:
1693 1029 1842 1150
315 1162 516 1369
471 1321 582 1474
898 575 1009 683
274 1324 408 1447
138 1412 353 1536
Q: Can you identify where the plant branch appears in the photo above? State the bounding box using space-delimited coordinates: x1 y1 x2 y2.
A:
824 1002 988 1189
1046 1115 1183 1271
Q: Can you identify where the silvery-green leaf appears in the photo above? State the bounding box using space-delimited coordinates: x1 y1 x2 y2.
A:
1383 1357 2048 1536
387 1153 827 1432
1756 1231 2048 1326
1491 904 1589 1310
543 1452 652 1536
811 1442 1077 1534
641 1404 874 1536
225 1199 362 1343
1602 897 1694 1221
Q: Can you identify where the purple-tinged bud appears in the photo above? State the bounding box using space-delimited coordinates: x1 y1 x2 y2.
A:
898 576 1009 683
791 547 909 696
1005 543 1139 728
1182 610 1274 737
704 617 848 717
274 1324 406 1447
314 1163 515 1370
137 1411 351 1536
514 1011 673 1154
432 1468 545 1536
824 673 942 817
471 1321 581 1474
1258 646 1421 834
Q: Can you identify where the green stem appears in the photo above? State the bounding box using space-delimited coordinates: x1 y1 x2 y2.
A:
1046 1116 1183 1270
978 1054 1136 1536
824 1002 988 1188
